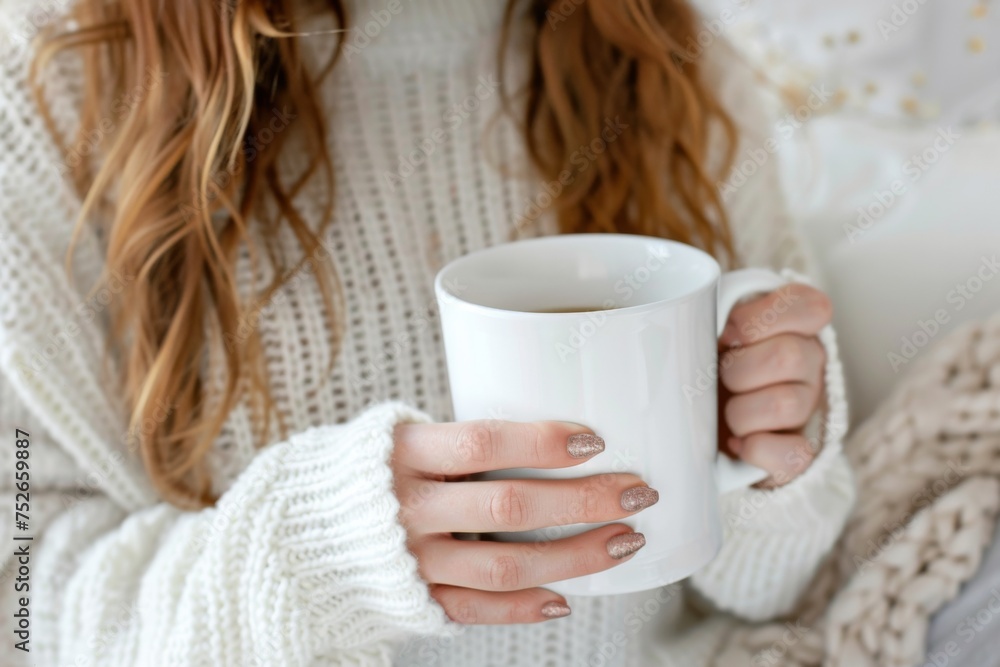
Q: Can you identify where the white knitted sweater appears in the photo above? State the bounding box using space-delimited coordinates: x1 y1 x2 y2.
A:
0 1 855 665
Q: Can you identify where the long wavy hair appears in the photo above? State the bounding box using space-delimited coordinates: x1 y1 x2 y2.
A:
34 0 737 509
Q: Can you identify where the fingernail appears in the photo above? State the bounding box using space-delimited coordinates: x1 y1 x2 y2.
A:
606 532 646 559
567 433 605 458
620 486 659 512
540 601 572 618
721 321 738 344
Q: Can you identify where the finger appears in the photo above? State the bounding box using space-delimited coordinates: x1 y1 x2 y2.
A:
430 584 572 624
408 474 656 533
720 333 825 394
729 433 817 488
416 524 646 592
724 383 819 438
393 420 605 476
720 283 832 347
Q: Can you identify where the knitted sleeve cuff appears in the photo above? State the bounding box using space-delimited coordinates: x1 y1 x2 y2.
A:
31 401 453 666
689 452 854 621
258 401 453 656
687 268 857 621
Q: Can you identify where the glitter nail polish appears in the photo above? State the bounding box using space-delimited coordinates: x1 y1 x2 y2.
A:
540 601 572 618
606 532 646 559
567 433 605 458
620 486 659 512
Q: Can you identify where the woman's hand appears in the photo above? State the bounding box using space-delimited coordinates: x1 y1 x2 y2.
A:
718 283 833 488
391 420 657 624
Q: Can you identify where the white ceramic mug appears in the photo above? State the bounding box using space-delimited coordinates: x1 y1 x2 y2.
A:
434 234 787 596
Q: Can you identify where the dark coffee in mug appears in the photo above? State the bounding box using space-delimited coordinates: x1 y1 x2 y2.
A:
529 306 617 313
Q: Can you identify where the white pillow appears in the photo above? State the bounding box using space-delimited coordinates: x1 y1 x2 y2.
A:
781 116 1000 424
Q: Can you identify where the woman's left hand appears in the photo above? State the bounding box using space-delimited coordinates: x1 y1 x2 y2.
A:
718 283 833 488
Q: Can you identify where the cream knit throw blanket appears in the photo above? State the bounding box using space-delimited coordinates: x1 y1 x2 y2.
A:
714 313 1000 667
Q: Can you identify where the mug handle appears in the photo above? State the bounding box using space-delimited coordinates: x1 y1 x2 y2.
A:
714 268 789 495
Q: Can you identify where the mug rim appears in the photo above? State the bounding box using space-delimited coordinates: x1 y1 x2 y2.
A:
433 233 722 320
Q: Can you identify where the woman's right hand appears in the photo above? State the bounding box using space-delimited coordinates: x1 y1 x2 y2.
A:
391 420 659 624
